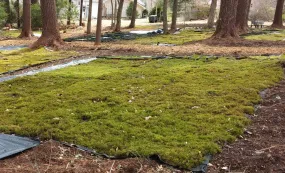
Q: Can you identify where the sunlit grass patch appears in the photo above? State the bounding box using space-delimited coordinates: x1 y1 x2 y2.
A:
0 57 283 168
2 30 42 38
243 29 285 41
124 29 213 45
0 48 78 73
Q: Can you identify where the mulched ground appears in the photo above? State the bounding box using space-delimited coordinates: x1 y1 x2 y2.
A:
2 31 285 172
208 72 285 173
0 140 189 173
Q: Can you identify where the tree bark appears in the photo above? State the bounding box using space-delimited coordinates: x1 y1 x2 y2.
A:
211 0 239 39
31 0 63 48
235 0 251 34
170 0 178 31
129 0 137 28
31 0 38 4
67 0 72 25
19 0 32 38
17 0 21 28
114 0 124 32
162 0 168 34
95 0 103 45
79 0 83 26
207 0 217 28
271 0 285 28
87 0 93 34
110 0 115 28
5 0 11 25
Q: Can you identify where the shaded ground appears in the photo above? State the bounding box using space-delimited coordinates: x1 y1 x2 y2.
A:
2 28 285 172
208 69 285 173
0 140 187 173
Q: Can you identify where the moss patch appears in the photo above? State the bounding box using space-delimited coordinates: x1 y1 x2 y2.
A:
0 57 283 168
2 30 42 38
124 29 213 45
243 29 285 41
0 48 78 73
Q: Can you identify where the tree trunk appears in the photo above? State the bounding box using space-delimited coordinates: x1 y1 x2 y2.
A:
211 0 239 39
162 0 168 34
31 0 38 4
95 0 103 45
235 0 251 34
271 0 285 28
79 0 83 26
5 0 11 25
170 0 178 31
31 0 63 48
129 0 137 28
19 0 32 38
114 0 124 32
110 0 115 28
67 0 72 25
207 0 217 28
87 0 93 34
17 0 20 28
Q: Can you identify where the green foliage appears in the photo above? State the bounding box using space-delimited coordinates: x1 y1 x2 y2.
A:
56 0 79 23
31 3 42 29
150 7 162 20
126 1 138 18
6 1 17 24
0 56 283 168
0 2 7 27
142 9 148 17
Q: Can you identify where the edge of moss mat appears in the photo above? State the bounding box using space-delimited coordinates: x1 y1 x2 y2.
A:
0 57 284 169
0 48 78 73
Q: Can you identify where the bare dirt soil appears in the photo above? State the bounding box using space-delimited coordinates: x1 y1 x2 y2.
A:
0 140 188 173
208 71 285 173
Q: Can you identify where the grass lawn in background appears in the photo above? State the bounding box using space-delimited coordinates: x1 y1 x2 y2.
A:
0 56 284 168
124 29 213 45
0 48 78 73
243 29 285 41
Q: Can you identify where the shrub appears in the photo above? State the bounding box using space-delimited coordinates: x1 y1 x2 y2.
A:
126 2 138 19
0 2 7 27
142 9 148 18
31 3 42 29
56 0 79 23
150 7 162 21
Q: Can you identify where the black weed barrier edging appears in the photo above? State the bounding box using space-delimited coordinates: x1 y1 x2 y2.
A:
96 55 220 62
59 140 212 173
63 30 163 43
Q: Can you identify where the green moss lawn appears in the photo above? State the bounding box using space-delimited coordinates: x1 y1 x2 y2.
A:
126 29 213 45
0 48 78 73
243 29 285 41
0 56 284 168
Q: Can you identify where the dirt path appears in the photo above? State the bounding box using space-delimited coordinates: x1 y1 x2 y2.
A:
0 140 189 173
208 73 285 173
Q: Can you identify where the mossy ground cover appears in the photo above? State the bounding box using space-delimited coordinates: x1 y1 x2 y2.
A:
243 29 285 41
2 30 42 38
125 29 213 45
0 48 78 73
0 56 284 168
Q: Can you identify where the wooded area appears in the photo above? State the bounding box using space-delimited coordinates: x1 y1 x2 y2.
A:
1 0 285 172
